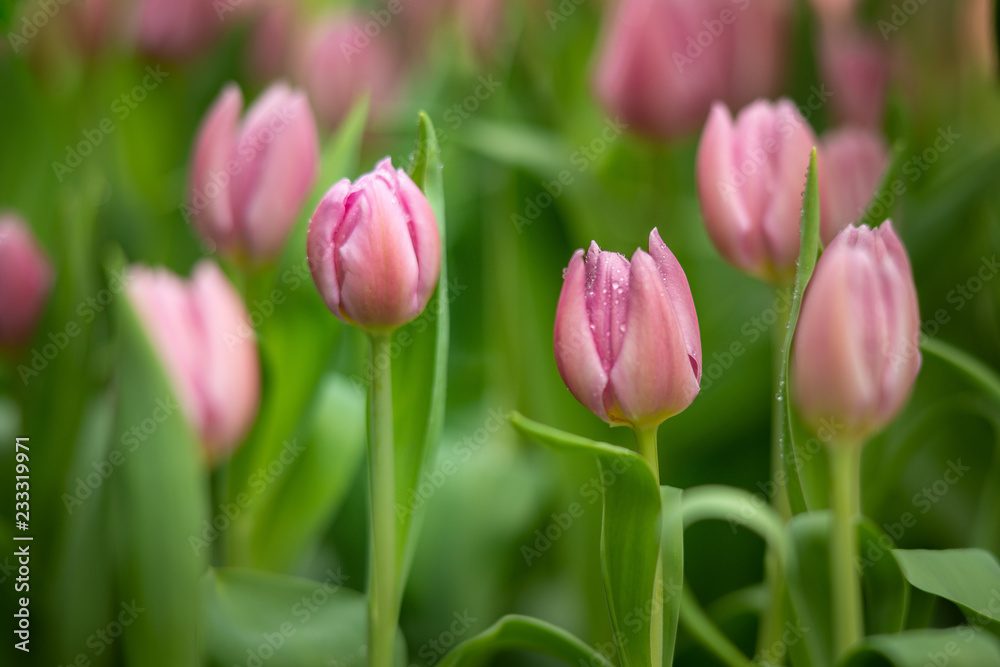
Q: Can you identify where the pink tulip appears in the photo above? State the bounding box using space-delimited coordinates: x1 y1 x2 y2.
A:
696 99 817 282
128 261 260 460
553 229 701 429
187 82 319 261
593 0 789 139
0 215 53 348
295 13 399 131
792 222 920 442
307 158 441 333
820 127 889 244
819 25 890 129
135 0 220 60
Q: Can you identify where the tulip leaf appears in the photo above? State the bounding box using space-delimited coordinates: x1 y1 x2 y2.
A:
510 412 661 667
203 568 407 667
390 111 450 590
248 374 367 571
778 147 823 515
436 614 616 667
661 485 684 666
226 98 368 558
111 274 208 666
920 337 1000 407
839 629 1000 667
892 548 1000 625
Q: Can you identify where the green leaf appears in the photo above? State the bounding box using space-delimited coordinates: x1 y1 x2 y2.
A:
111 272 209 666
777 148 823 515
892 548 1000 624
510 412 662 667
248 374 367 571
858 520 910 636
661 486 684 666
228 98 368 513
391 111 451 591
920 337 1000 407
437 615 616 667
203 568 406 667
840 629 1000 667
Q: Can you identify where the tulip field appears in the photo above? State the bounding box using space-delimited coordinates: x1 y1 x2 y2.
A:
3 0 1000 666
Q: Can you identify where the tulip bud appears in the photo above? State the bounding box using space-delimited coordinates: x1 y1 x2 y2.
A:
188 82 319 261
0 215 53 349
696 99 817 283
819 127 889 244
819 25 890 129
134 0 221 60
295 12 399 131
307 158 441 333
553 229 702 429
593 0 789 139
792 222 920 442
127 261 261 460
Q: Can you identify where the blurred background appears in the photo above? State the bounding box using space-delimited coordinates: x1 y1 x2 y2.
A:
1 0 1000 664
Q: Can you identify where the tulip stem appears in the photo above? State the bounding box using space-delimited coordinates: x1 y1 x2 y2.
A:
830 444 863 660
368 333 397 667
634 426 663 665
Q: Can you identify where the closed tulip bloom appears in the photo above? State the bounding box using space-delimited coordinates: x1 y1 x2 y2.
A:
188 82 319 261
820 127 889 244
792 222 920 442
128 261 260 460
307 158 441 333
696 99 817 282
554 229 702 429
0 215 53 348
593 0 789 139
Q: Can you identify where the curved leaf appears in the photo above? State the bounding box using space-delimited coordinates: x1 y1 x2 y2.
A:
841 629 1000 667
892 548 1000 625
437 615 615 667
511 412 661 667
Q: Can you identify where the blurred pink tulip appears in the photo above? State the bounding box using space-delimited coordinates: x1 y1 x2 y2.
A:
807 0 859 24
820 127 889 244
295 12 399 131
128 261 260 460
135 0 220 60
247 3 297 82
819 25 890 129
0 215 53 349
455 0 505 59
554 229 701 429
958 0 998 77
187 82 319 261
307 158 441 333
593 0 789 139
793 222 920 442
696 99 817 282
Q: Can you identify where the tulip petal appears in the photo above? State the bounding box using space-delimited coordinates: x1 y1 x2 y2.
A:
609 250 700 428
584 247 631 371
395 165 442 310
307 179 352 317
648 229 701 380
0 217 52 346
555 251 610 422
189 84 242 251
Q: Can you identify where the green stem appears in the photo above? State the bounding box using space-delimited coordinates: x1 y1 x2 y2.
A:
829 444 863 660
634 426 663 666
679 587 752 667
368 333 397 666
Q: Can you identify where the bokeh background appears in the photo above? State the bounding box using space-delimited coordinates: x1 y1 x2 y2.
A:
1 0 1000 664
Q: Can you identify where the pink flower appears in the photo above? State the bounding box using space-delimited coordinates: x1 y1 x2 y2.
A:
188 82 319 261
135 0 221 60
793 222 921 441
554 229 701 429
593 0 789 139
307 158 441 333
696 99 817 282
819 25 890 129
128 261 260 460
820 127 889 244
0 215 52 348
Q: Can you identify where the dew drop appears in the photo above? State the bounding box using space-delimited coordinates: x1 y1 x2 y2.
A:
619 325 626 333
